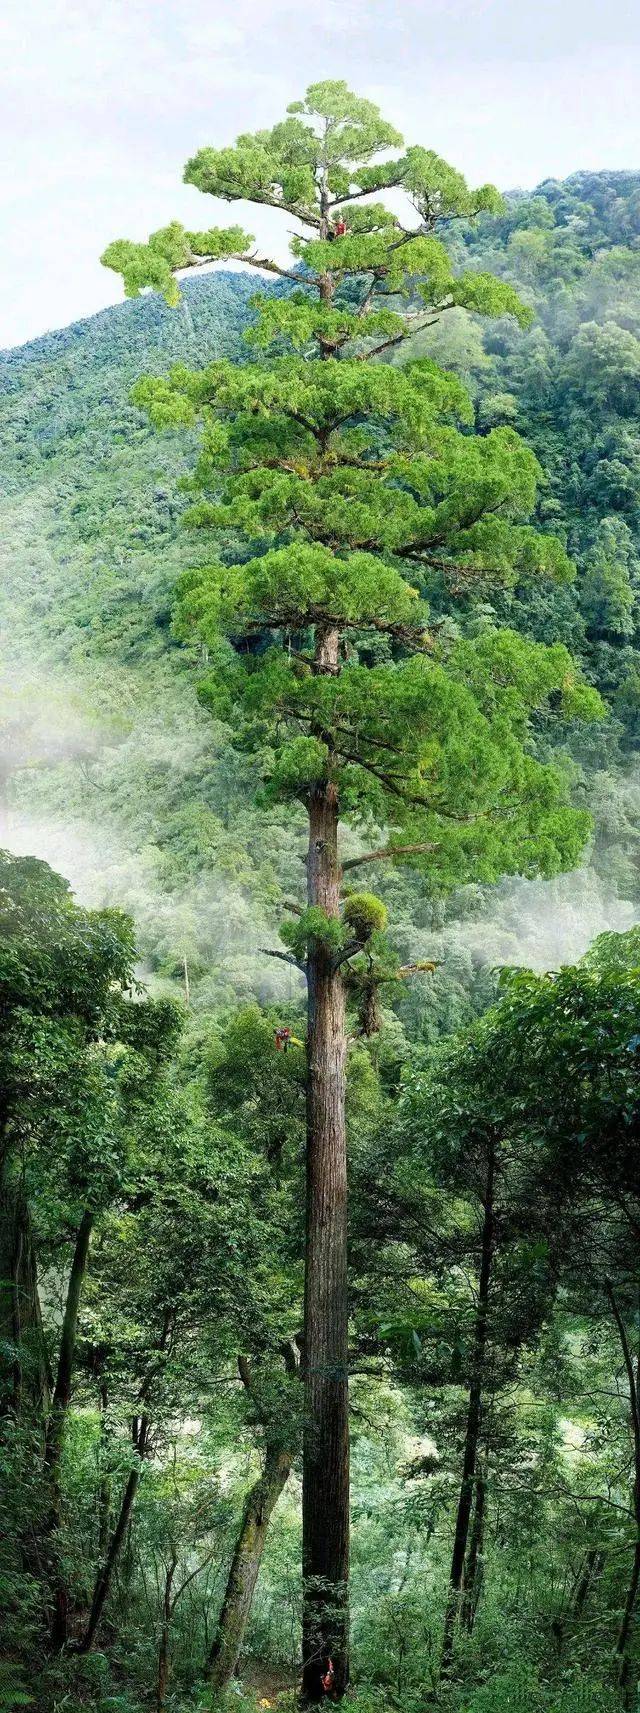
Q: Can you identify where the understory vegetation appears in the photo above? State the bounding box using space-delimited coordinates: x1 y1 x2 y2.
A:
1 83 640 1713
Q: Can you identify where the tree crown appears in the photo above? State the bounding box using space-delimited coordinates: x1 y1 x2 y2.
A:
102 83 603 892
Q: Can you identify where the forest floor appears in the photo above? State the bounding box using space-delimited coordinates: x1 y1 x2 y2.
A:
242 1655 298 1701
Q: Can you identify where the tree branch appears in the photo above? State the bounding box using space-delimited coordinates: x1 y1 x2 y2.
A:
245 253 317 285
332 939 367 975
243 609 432 646
396 960 439 978
605 1280 640 1473
259 947 307 976
358 307 450 360
341 841 440 871
327 184 405 208
170 1547 218 1614
183 248 312 287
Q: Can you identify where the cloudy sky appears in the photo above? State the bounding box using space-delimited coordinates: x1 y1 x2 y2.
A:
1 0 638 349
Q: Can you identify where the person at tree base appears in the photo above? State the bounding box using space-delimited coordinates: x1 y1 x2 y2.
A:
321 1658 336 1697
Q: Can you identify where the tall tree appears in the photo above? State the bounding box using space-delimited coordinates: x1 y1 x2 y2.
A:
0 851 141 1645
472 930 640 1702
104 81 601 1696
0 852 135 1418
354 1015 569 1672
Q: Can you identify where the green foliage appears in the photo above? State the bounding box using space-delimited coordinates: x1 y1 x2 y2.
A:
4 113 640 1713
280 904 344 959
0 1660 33 1708
102 224 255 306
104 79 524 372
342 893 388 938
117 87 597 913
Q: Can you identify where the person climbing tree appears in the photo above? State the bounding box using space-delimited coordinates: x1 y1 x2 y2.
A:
274 1027 304 1052
103 79 601 1698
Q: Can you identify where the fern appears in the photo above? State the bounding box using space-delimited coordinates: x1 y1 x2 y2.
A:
0 1660 32 1710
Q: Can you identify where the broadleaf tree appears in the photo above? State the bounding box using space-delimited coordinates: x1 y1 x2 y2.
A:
104 81 603 1698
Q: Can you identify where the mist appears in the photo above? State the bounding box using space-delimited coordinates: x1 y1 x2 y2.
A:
1 656 301 1008
441 866 639 974
5 803 299 1007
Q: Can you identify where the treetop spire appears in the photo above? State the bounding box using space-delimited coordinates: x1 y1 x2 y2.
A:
102 79 514 356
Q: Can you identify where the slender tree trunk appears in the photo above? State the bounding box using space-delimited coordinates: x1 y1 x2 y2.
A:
302 623 350 1703
43 1208 94 1650
46 1209 94 1472
208 1442 292 1691
75 1414 149 1653
157 1556 176 1713
0 1175 49 1417
97 1382 112 1558
606 1281 640 1700
617 1541 640 1711
460 1465 486 1632
553 1546 606 1656
572 1547 605 1623
441 1140 495 1675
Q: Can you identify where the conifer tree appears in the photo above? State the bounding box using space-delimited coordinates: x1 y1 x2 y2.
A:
104 82 602 1698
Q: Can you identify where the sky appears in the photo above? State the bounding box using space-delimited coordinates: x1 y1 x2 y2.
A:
1 0 638 350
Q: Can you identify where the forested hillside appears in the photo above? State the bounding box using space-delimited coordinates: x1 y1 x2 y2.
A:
2 107 640 1713
3 172 640 1013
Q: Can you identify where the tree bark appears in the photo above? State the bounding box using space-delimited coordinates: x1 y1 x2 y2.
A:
75 1414 149 1653
460 1465 486 1632
97 1382 112 1558
43 1208 95 1649
0 1176 49 1418
301 625 350 1702
617 1541 640 1711
441 1138 495 1675
208 1441 292 1691
606 1281 640 1699
572 1547 605 1623
45 1209 94 1473
157 1556 176 1713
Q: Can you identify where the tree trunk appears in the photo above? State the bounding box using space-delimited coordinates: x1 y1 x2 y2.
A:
44 1208 95 1650
617 1540 640 1710
302 630 350 1702
460 1466 486 1632
606 1281 640 1699
572 1547 605 1622
157 1620 170 1713
46 1209 94 1473
157 1557 176 1713
441 1139 495 1675
208 1442 292 1691
75 1414 149 1653
0 1176 49 1418
97 1382 111 1558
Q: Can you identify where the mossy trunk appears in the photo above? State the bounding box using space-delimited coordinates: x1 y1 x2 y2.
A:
208 1443 292 1691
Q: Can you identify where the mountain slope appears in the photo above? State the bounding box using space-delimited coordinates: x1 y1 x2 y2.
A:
1 172 640 1014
